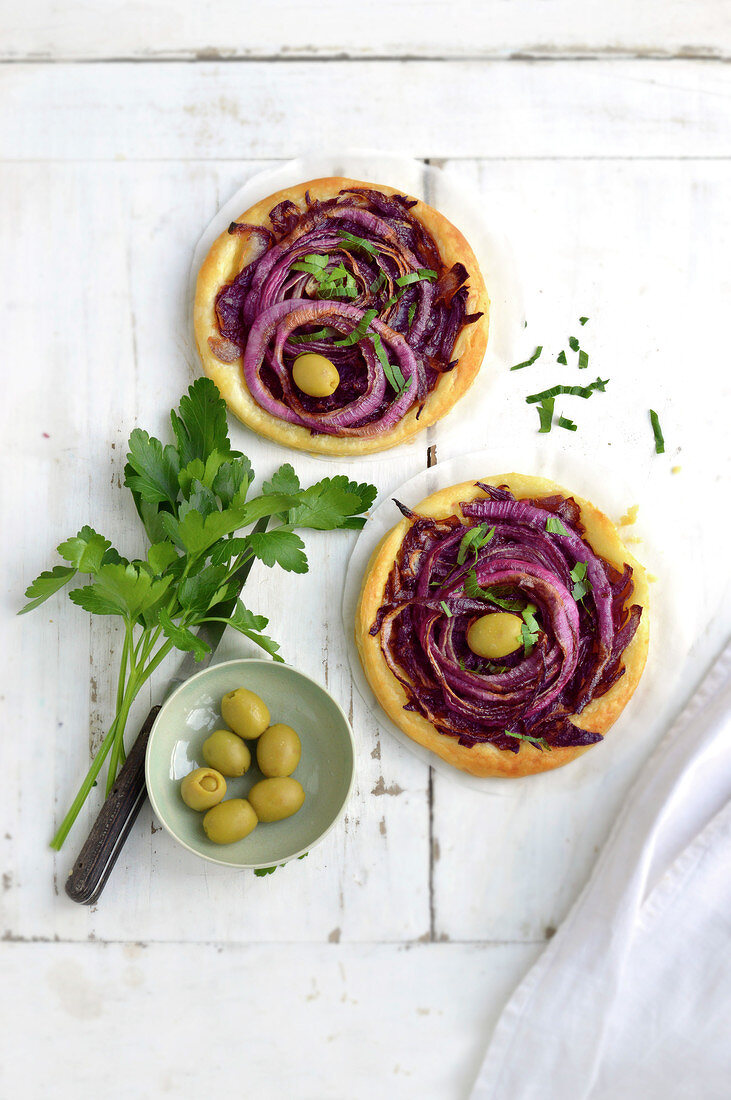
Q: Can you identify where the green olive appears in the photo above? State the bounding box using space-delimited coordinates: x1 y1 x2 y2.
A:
467 612 523 659
248 777 305 823
203 799 258 844
292 353 340 398
202 729 251 777
180 767 226 811
220 688 270 740
257 724 302 778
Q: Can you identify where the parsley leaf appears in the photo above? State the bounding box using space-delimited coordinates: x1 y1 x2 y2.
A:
207 600 283 661
69 563 172 621
287 476 377 530
568 336 580 352
578 349 589 369
570 561 592 601
557 350 567 365
263 463 301 497
248 529 308 573
125 430 181 507
170 377 232 467
579 316 589 325
157 608 211 662
19 565 77 615
22 378 376 850
557 416 577 431
57 526 112 574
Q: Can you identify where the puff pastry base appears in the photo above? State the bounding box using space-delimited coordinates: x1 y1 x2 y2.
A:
355 473 650 778
194 177 490 456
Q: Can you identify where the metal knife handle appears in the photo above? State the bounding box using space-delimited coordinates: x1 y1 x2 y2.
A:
65 705 161 905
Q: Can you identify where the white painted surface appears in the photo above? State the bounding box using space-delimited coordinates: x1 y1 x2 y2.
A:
2 0 727 60
1 12 730 1097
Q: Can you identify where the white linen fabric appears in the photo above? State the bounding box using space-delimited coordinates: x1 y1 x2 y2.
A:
470 642 731 1100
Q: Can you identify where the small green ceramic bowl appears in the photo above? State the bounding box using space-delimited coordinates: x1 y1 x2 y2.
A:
145 658 355 869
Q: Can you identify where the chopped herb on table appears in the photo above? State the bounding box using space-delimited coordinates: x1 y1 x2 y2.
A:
20 379 376 850
649 409 665 454
510 345 543 371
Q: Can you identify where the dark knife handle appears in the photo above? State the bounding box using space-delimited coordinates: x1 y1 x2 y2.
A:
65 705 161 905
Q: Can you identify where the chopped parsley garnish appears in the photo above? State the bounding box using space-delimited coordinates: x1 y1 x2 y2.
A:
568 336 580 352
332 311 410 396
457 523 495 565
537 397 554 433
557 416 577 431
334 309 377 347
649 409 665 454
395 268 437 287
371 331 411 396
578 350 589 369
510 346 543 371
291 254 357 300
370 271 387 294
526 378 609 404
570 560 592 601
337 229 380 257
289 326 336 344
579 316 589 325
440 600 452 618
557 350 567 365
546 516 570 536
520 603 540 655
464 571 523 610
407 302 417 327
504 729 551 751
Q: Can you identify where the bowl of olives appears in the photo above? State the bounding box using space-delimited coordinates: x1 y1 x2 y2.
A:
145 658 356 869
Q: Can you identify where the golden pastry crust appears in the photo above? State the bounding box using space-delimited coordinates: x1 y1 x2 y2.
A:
355 474 650 778
194 177 490 455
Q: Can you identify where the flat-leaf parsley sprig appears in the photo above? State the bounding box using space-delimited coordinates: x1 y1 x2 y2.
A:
21 379 377 850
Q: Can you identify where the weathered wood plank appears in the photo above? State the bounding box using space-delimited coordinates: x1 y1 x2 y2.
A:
0 940 542 1098
2 60 730 161
427 157 731 940
0 161 430 943
2 0 726 61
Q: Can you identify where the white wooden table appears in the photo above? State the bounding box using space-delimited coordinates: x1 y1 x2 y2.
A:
2 4 730 1097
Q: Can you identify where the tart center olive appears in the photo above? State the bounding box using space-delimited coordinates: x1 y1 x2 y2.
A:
467 612 523 659
292 352 340 398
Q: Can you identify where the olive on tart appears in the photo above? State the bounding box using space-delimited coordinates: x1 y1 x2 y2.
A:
194 177 489 455
356 474 650 778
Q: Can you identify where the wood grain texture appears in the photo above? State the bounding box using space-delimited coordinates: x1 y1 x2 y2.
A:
426 155 731 940
1 38 730 1098
2 0 727 60
0 940 542 1098
2 61 731 161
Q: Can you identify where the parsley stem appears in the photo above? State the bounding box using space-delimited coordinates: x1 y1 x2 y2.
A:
51 714 121 850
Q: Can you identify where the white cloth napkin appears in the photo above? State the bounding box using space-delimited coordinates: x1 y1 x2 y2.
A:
470 641 731 1100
